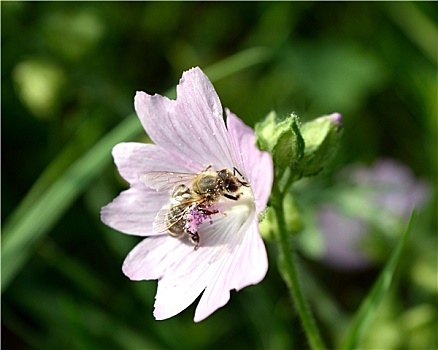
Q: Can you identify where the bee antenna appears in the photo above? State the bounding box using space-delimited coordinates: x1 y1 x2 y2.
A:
233 167 244 178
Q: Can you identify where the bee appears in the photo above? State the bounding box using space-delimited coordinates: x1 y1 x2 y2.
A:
190 166 248 203
140 166 248 248
161 184 203 247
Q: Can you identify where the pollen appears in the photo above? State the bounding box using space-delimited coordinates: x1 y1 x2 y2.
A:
184 206 216 234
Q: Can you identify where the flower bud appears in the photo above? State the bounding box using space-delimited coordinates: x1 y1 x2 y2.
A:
255 111 305 178
297 113 343 177
256 112 342 184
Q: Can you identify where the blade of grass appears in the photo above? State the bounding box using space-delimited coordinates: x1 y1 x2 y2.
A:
384 3 437 65
1 115 143 291
3 117 107 225
203 46 271 82
340 210 416 349
1 48 272 292
301 263 349 344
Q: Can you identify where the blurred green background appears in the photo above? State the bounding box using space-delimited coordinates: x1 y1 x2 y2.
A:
2 2 437 349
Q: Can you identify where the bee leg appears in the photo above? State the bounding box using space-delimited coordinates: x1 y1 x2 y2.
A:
198 208 219 215
188 231 200 250
224 193 239 201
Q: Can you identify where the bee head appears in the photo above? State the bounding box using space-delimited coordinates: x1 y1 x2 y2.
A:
217 169 241 193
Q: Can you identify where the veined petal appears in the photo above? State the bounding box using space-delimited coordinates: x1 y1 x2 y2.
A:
135 67 234 171
101 188 168 236
112 142 194 187
122 204 265 321
226 109 273 212
194 215 267 322
122 233 217 319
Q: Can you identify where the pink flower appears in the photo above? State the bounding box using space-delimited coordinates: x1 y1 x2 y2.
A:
318 159 431 271
101 67 273 322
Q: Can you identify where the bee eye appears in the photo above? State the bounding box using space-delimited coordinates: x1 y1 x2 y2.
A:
227 183 239 192
217 170 226 179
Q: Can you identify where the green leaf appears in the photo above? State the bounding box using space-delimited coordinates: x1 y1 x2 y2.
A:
340 210 416 349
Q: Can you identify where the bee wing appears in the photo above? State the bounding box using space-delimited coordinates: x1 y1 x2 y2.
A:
153 204 176 234
152 192 207 234
152 201 193 234
139 171 195 192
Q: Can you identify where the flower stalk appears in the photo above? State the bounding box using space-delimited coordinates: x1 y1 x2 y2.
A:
271 187 326 350
256 112 343 349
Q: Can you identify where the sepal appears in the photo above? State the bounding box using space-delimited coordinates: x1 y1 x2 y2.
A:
255 112 305 179
298 113 343 177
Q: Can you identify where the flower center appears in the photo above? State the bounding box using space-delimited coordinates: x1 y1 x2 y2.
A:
183 184 255 234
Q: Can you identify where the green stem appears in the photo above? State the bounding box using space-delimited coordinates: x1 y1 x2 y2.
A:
272 190 326 350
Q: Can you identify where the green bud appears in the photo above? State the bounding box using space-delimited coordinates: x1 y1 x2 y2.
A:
258 207 277 241
255 112 305 178
298 113 342 177
255 111 277 153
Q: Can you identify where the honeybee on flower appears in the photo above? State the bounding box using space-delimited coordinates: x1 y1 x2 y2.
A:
140 166 249 249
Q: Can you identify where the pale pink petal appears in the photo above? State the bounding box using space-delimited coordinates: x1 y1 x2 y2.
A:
194 216 268 322
112 142 195 186
101 188 168 236
153 244 217 320
122 205 265 321
123 233 215 319
226 109 274 212
134 67 234 171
